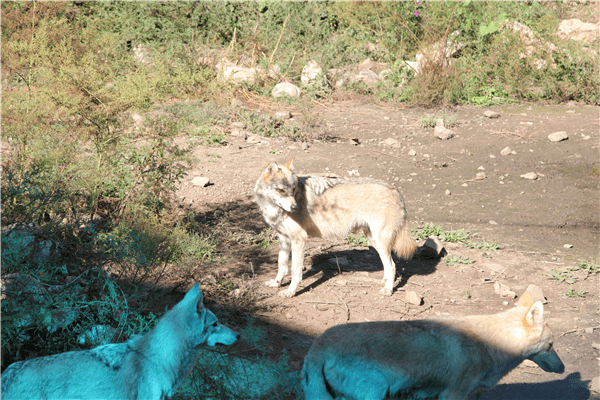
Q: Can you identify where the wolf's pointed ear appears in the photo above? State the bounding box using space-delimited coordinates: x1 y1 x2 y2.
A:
526 301 544 327
284 158 295 171
264 162 279 176
180 282 203 309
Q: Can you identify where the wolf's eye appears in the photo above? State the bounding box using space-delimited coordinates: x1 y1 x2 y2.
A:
277 188 286 194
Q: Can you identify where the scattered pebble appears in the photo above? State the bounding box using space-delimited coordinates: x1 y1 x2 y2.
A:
191 177 210 187
494 282 516 299
564 244 573 249
408 149 417 156
476 172 486 180
489 220 498 225
445 189 451 195
548 131 568 142
520 172 538 180
484 110 500 118
500 146 512 156
405 290 423 306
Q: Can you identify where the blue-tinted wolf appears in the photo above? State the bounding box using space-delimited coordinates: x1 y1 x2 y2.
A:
1 283 239 400
302 300 564 400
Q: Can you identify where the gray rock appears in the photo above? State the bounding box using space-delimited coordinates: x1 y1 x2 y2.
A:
191 177 210 187
434 125 455 140
274 110 292 120
494 282 517 299
520 172 538 180
301 60 323 85
405 291 423 306
420 236 446 258
548 131 568 142
272 82 301 98
484 110 500 118
517 284 547 306
500 146 512 156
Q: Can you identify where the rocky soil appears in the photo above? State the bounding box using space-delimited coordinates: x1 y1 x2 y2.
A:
167 100 599 399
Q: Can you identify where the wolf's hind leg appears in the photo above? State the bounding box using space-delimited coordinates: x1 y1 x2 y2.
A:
266 234 291 288
370 236 396 296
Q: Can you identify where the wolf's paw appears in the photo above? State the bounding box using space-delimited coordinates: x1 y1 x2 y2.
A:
379 287 393 296
278 289 295 298
265 279 281 288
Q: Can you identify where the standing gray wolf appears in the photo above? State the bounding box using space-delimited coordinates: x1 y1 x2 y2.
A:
1 283 239 400
254 159 417 298
302 299 565 400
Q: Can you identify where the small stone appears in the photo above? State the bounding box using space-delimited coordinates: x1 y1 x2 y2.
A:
585 327 594 334
231 98 244 108
383 138 399 147
520 172 538 180
272 82 301 98
563 244 573 249
592 343 600 350
500 147 512 156
517 284 546 306
548 131 568 142
478 166 485 170
274 110 292 120
476 172 486 180
420 236 446 258
405 290 423 306
445 189 451 195
590 376 600 393
494 282 517 298
434 125 455 140
191 177 210 187
484 110 500 118
230 122 244 129
408 149 417 156
489 220 498 225
246 134 263 144
302 142 309 150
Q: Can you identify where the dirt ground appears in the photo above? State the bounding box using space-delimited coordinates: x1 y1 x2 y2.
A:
171 100 599 399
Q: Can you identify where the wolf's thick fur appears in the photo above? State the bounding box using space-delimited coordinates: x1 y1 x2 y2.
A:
254 159 417 297
1 283 239 400
302 300 564 400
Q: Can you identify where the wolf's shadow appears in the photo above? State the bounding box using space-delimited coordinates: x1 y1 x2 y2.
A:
478 372 594 400
295 246 440 295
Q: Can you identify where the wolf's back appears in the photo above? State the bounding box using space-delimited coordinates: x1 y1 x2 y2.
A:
1 347 136 400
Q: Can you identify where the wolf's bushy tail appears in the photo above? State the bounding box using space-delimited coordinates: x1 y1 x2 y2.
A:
393 224 417 260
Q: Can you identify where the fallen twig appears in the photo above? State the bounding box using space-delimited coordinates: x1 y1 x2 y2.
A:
557 325 600 339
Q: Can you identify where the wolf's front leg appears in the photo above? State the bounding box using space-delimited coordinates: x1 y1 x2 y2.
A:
279 239 306 298
266 234 291 288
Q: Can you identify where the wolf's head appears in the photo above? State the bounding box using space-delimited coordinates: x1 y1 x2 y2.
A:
255 158 298 212
522 301 565 374
175 283 239 348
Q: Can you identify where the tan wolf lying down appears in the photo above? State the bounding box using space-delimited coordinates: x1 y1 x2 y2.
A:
1 283 239 400
254 159 417 297
302 299 564 400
